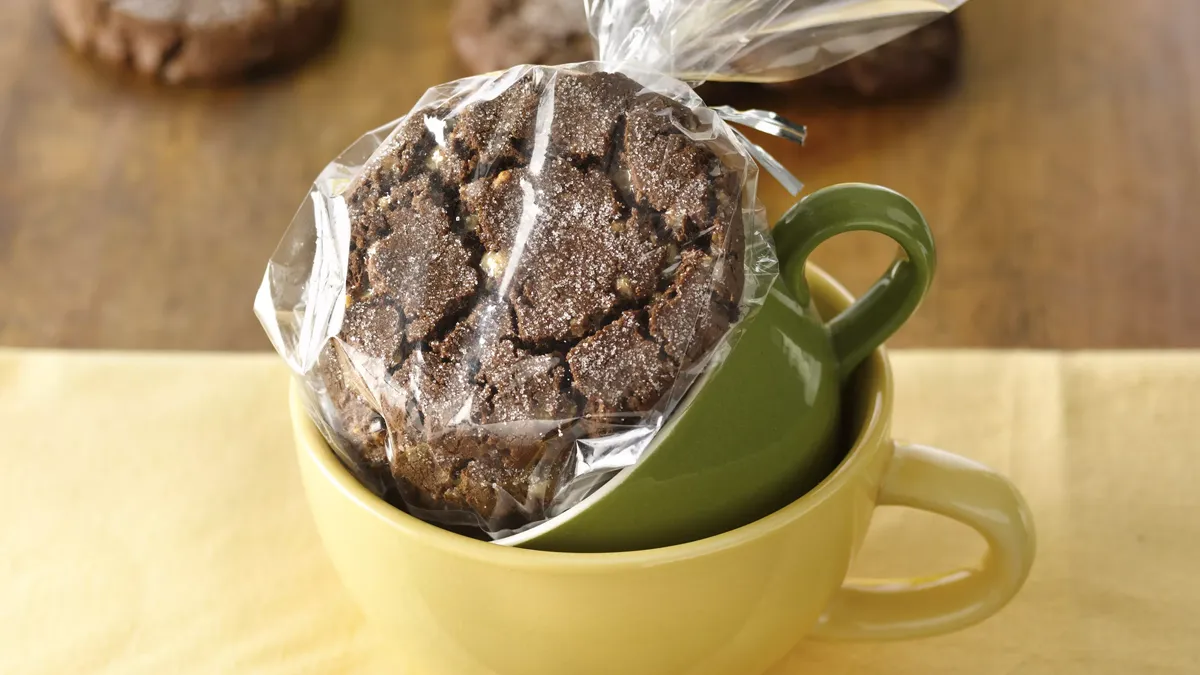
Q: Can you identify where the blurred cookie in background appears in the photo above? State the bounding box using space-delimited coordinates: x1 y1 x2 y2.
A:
777 15 961 99
449 0 961 101
452 0 591 75
50 0 344 84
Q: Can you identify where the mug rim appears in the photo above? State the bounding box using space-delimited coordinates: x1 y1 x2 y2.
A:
292 265 893 569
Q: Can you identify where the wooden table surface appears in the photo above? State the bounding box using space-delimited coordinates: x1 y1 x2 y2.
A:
1 0 1197 351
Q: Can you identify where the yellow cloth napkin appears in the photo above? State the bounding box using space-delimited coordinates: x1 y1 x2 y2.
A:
1 350 1197 674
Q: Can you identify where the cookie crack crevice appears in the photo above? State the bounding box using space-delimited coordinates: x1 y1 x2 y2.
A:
156 34 186 78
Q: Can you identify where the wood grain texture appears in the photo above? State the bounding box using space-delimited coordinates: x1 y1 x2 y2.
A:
0 0 1197 350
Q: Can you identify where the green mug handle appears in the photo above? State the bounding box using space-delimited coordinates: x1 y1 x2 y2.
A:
772 183 937 378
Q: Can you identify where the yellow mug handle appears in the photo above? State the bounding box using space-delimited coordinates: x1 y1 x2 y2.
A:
812 442 1037 640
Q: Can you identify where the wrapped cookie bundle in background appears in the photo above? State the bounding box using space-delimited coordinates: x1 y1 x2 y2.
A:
255 0 965 537
451 0 963 100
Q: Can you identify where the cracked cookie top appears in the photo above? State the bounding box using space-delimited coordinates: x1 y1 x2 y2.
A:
322 69 746 527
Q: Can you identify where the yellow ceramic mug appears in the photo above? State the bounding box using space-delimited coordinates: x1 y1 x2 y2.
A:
291 265 1036 675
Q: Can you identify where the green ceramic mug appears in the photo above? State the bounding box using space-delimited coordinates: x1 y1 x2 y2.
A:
497 183 938 553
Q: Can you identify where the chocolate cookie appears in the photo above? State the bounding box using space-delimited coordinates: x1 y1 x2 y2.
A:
50 0 343 84
783 15 962 98
320 69 744 528
448 2 961 100
452 0 592 75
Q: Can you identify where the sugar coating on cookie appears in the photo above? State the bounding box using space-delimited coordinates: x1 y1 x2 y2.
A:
320 69 745 527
